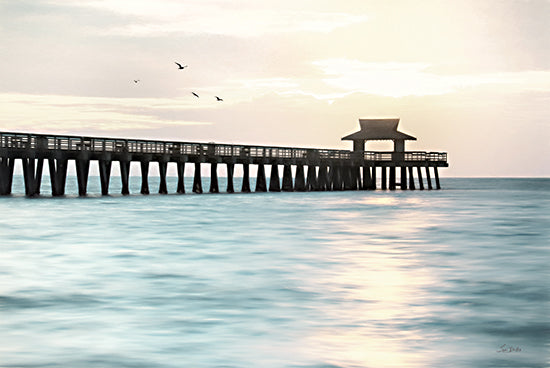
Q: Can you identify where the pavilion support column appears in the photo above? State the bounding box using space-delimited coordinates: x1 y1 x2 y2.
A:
226 163 234 193
119 160 131 195
241 163 251 193
408 166 416 190
306 165 318 191
282 164 293 192
417 166 425 190
425 166 433 190
22 157 44 197
255 163 267 192
176 162 186 194
343 165 354 190
381 166 387 190
353 166 361 190
140 161 150 195
317 164 328 191
362 165 372 190
269 164 280 192
193 162 203 194
434 167 441 189
295 164 306 191
342 166 351 190
49 157 68 197
370 166 377 190
400 166 407 190
75 158 90 196
389 167 396 190
99 159 112 195
0 157 15 195
159 161 168 194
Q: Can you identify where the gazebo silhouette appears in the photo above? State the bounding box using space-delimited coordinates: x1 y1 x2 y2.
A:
342 118 416 155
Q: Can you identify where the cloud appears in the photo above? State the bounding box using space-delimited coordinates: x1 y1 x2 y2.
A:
72 0 367 37
293 59 550 98
0 93 213 134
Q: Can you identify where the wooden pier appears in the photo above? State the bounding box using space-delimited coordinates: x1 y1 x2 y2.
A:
0 119 448 197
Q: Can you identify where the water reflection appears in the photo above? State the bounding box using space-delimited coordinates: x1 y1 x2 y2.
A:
297 209 437 367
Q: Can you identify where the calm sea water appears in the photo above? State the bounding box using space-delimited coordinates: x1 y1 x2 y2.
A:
0 177 548 368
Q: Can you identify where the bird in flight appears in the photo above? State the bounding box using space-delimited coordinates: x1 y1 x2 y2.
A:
191 92 199 98
175 62 188 69
133 79 140 83
215 96 223 101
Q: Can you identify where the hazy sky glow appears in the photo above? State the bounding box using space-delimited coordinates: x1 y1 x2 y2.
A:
1 0 549 176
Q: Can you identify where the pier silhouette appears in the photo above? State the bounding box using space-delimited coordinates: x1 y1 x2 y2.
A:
0 119 447 197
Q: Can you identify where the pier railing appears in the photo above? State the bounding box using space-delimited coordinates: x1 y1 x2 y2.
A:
0 131 447 163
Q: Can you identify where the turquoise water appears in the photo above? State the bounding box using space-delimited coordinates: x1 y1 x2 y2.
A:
1 178 549 367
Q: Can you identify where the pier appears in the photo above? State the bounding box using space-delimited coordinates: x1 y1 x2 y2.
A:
0 118 448 197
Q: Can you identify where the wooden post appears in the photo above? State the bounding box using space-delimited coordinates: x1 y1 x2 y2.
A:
417 166 424 190
75 158 90 196
389 167 396 190
255 163 267 192
331 165 342 191
159 161 168 194
99 159 112 195
306 165 318 191
343 166 353 190
346 165 358 190
269 164 280 192
22 158 32 196
426 166 433 190
0 157 15 195
434 167 441 189
295 164 306 191
362 164 372 190
326 164 334 190
317 163 328 191
49 157 68 196
120 160 130 195
140 161 150 195
193 162 203 193
381 166 387 190
282 164 293 191
208 162 219 193
400 166 407 190
370 166 377 190
22 158 44 197
351 165 362 190
408 166 416 190
241 163 250 193
226 163 234 193
177 161 185 194
354 166 363 190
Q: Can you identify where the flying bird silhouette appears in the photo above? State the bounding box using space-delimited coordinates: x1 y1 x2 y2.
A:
133 79 140 83
191 92 199 98
175 62 188 69
215 96 223 101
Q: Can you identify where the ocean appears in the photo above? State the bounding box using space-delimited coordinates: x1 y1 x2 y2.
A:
0 177 549 368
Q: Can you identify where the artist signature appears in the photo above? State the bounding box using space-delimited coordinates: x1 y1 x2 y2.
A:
497 344 522 353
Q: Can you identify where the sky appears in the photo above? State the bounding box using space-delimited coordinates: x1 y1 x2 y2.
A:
0 0 549 177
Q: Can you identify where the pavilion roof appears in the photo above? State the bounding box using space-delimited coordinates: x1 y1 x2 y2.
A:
342 118 416 141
